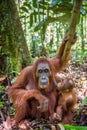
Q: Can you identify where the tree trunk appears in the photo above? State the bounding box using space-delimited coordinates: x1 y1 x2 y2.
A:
0 0 31 74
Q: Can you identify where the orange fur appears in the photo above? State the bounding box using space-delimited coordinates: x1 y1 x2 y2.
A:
8 34 77 125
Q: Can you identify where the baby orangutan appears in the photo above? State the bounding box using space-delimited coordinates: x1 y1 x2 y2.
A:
55 77 77 124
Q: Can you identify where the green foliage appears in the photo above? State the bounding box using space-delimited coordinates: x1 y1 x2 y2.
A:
50 0 59 7
0 85 4 93
0 102 4 107
20 6 29 13
10 106 15 116
71 49 87 63
0 85 5 107
77 96 87 117
64 124 87 130
80 8 87 15
18 0 87 65
19 0 73 31
81 96 87 107
1 0 87 74
55 124 87 130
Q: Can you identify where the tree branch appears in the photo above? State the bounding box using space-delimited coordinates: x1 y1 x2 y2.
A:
61 0 82 63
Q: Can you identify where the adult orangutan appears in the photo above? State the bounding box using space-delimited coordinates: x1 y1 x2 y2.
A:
8 34 77 125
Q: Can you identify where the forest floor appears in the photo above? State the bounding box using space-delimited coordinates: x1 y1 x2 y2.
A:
0 60 87 130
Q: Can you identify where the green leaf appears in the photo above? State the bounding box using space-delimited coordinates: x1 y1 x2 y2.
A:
33 0 37 8
34 13 71 31
20 15 26 19
20 6 28 13
30 14 33 27
0 85 4 92
0 102 4 107
64 124 87 130
81 96 87 107
50 0 58 7
80 8 87 15
11 106 15 111
23 2 31 9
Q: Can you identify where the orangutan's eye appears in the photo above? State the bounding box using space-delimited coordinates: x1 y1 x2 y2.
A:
38 69 43 73
44 69 49 73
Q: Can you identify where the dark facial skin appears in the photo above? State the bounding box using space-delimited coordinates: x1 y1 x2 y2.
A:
36 63 51 89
